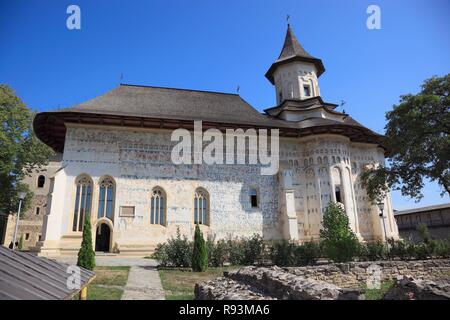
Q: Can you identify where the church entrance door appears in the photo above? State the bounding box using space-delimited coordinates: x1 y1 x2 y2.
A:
95 223 110 252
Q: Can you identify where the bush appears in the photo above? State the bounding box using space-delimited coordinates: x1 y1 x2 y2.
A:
433 239 450 258
227 239 245 266
18 234 24 250
416 224 431 243
192 224 208 272
320 202 360 263
77 214 95 270
153 227 192 267
152 243 170 267
241 234 266 265
207 239 228 267
270 240 296 266
359 240 387 261
387 239 410 260
294 242 321 266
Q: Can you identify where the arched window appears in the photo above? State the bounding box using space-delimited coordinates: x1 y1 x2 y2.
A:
98 176 115 222
73 175 93 232
194 188 209 225
150 188 166 226
37 175 45 188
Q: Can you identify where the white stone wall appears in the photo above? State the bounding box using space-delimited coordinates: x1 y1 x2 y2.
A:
273 62 320 104
280 135 398 242
44 125 280 253
38 125 398 255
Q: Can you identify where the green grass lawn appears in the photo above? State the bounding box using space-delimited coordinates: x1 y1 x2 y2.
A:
159 267 237 300
85 266 130 300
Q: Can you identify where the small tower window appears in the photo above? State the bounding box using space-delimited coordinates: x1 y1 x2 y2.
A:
37 175 45 188
35 207 40 215
303 85 311 97
250 188 258 208
335 186 342 203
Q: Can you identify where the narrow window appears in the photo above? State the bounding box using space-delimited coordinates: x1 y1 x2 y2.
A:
72 175 92 232
25 233 30 240
194 188 209 226
250 188 258 208
37 175 45 188
303 85 311 97
335 186 342 203
98 176 115 221
150 188 166 226
35 207 40 215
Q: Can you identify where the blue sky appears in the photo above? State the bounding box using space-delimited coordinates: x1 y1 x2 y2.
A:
0 0 449 210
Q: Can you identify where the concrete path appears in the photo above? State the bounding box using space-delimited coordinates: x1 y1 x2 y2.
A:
121 265 165 300
51 255 165 300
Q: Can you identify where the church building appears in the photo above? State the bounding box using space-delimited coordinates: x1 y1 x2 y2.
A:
33 25 399 256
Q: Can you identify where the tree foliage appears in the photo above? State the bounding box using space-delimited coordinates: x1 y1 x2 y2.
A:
0 84 54 214
77 214 96 270
192 224 208 272
320 202 360 263
361 74 450 202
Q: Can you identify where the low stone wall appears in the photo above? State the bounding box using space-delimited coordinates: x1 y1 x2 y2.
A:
285 259 450 288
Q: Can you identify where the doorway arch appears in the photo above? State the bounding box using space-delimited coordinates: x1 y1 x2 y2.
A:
95 222 111 252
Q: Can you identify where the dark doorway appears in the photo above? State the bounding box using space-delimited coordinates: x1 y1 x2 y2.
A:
95 223 110 252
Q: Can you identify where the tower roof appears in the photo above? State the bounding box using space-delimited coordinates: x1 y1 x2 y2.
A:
265 24 325 84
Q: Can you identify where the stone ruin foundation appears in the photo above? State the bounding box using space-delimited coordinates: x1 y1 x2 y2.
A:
195 259 450 300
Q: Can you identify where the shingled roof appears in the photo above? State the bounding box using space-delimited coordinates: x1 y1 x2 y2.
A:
33 84 384 152
56 84 277 127
265 24 325 84
0 246 95 300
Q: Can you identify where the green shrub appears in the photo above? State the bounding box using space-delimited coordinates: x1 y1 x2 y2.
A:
18 234 24 250
77 214 95 270
433 240 450 258
270 240 296 266
152 243 170 267
192 224 208 272
320 202 360 263
154 227 192 267
359 240 387 261
227 239 244 266
387 239 410 260
416 224 431 243
412 242 430 260
241 234 266 265
207 239 228 267
294 242 321 266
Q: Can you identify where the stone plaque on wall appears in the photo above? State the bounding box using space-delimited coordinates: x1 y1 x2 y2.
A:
119 206 135 218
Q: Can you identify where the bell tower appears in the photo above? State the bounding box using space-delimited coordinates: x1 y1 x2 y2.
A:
266 24 325 105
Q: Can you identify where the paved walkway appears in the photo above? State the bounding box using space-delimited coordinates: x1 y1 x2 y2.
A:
121 265 165 300
51 255 165 300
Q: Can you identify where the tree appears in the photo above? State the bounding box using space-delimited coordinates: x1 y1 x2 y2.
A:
192 224 208 272
0 84 54 214
320 202 360 263
18 234 24 250
77 214 96 270
361 74 450 202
